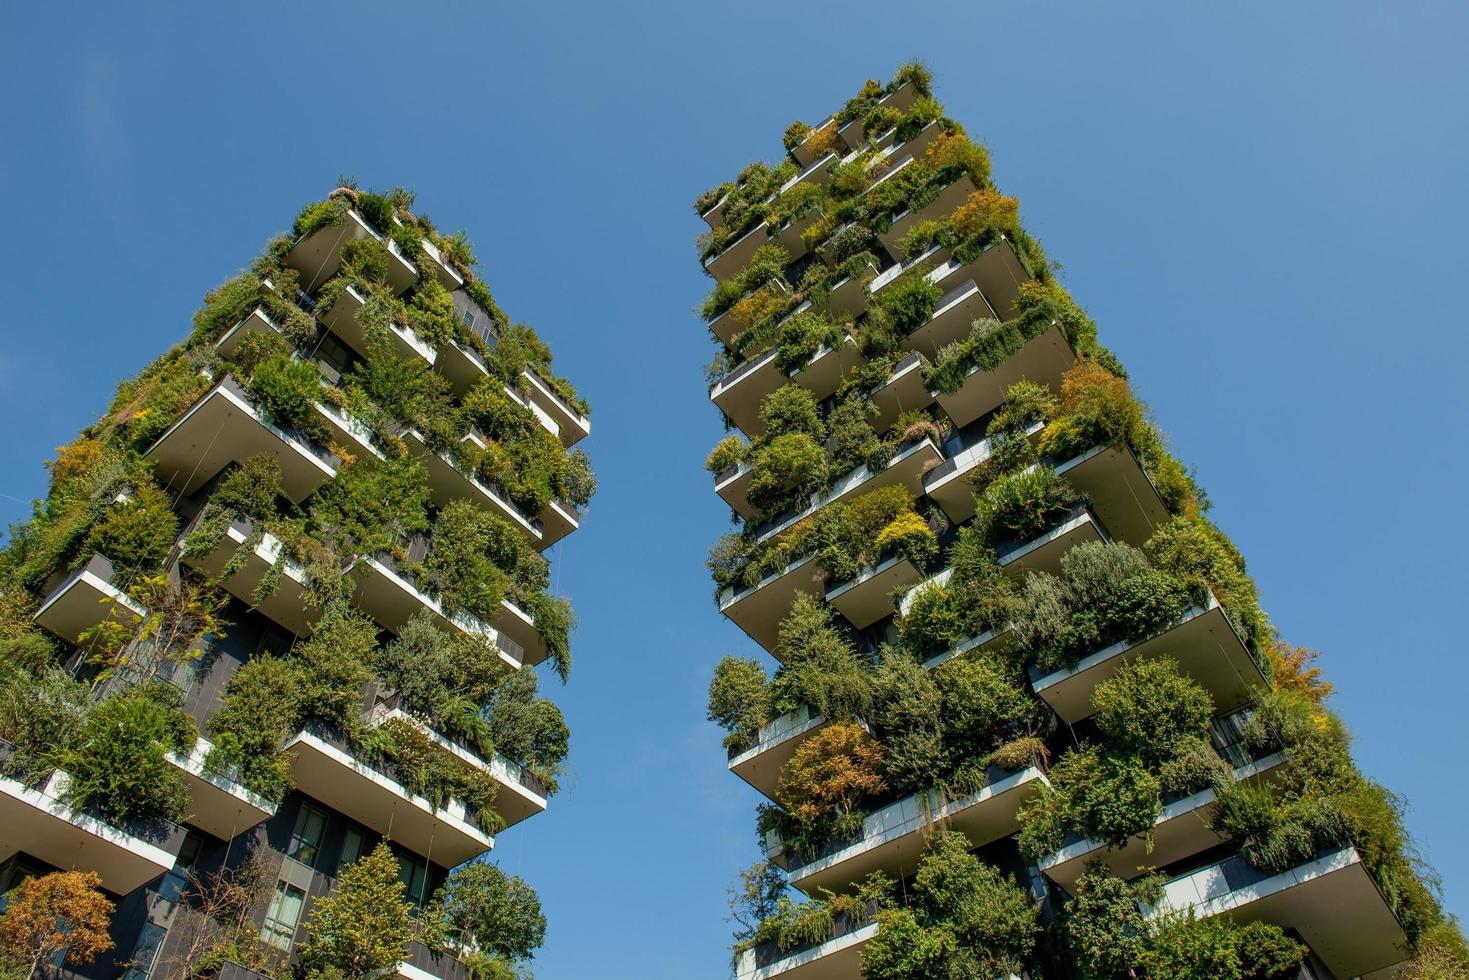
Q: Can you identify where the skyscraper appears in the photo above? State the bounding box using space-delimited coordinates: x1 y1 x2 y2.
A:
697 65 1449 979
0 187 591 978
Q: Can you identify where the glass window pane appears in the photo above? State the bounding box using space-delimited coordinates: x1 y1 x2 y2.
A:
261 880 305 951
337 828 365 874
289 804 327 867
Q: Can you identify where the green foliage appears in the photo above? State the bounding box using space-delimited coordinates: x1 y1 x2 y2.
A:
293 195 350 238
869 651 945 797
312 455 430 557
483 669 569 794
1013 540 1199 672
924 299 1063 395
747 433 828 515
703 244 790 320
707 656 770 753
933 652 1038 769
759 385 826 442
769 592 872 722
705 435 748 475
973 464 1081 546
245 354 328 443
863 830 1037 979
81 483 178 583
1092 657 1214 764
206 654 300 801
60 683 196 825
1064 868 1161 978
0 663 90 784
435 863 545 964
1146 516 1272 658
299 842 413 979
295 605 379 737
380 612 506 756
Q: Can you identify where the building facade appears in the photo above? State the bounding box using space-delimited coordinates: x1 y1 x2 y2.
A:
1 188 591 978
696 66 1450 979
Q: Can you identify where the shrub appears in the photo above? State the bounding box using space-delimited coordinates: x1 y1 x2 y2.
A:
869 652 945 796
1146 516 1271 657
0 870 115 975
759 385 826 441
299 842 413 978
1064 868 1161 978
483 670 568 793
973 465 1080 545
1038 360 1144 461
61 683 196 825
933 652 1037 767
434 863 545 965
206 655 301 801
246 354 326 441
747 433 828 515
874 511 936 568
0 664 90 784
706 436 748 476
769 593 873 722
1092 657 1213 764
776 721 884 832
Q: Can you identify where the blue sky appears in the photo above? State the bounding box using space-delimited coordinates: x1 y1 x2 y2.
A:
2 2 1466 976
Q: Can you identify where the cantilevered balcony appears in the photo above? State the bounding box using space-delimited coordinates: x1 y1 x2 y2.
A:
439 291 499 397
996 506 1107 578
728 705 837 800
813 256 878 322
145 375 339 503
365 698 547 829
719 553 825 654
736 915 879 980
825 551 926 630
754 435 943 545
903 278 999 360
284 723 494 867
864 352 929 434
33 554 145 645
285 208 417 294
182 516 315 636
791 119 840 168
538 498 581 548
861 119 944 165
932 322 1073 431
520 370 591 448
405 225 465 291
770 209 825 264
214 306 285 360
346 550 524 670
1052 442 1170 547
398 428 543 547
0 743 187 895
705 221 772 282
1146 848 1409 979
319 283 437 367
315 399 387 464
836 79 921 148
768 765 1049 895
1040 749 1287 896
708 281 793 348
1029 592 1266 725
166 736 277 839
711 318 860 437
490 596 548 669
714 460 757 520
923 421 1045 523
875 172 978 256
396 941 472 980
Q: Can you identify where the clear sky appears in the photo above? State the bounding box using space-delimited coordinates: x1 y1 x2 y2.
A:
2 2 1466 976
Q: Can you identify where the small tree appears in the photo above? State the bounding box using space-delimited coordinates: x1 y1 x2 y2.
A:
154 854 279 978
0 870 114 977
776 721 885 831
299 842 413 978
727 862 788 944
435 862 545 964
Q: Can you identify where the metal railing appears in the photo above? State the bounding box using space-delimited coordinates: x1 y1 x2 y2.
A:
369 693 548 800
749 899 882 970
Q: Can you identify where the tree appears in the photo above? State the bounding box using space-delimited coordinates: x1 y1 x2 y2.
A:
0 871 114 977
154 854 279 978
707 656 769 753
1065 867 1160 979
435 863 545 963
727 862 788 944
1091 657 1212 765
59 682 196 825
776 721 885 830
1267 641 1334 706
79 572 228 686
299 842 413 979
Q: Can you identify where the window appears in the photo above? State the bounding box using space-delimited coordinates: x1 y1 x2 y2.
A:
396 852 429 908
337 827 366 874
121 922 167 979
288 804 327 868
261 880 306 951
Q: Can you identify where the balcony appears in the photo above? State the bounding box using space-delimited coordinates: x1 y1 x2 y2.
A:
704 220 772 282
715 460 758 520
32 554 145 645
902 278 1000 360
405 224 465 291
398 428 543 547
166 736 277 839
182 516 315 635
825 552 924 630
1039 750 1287 897
728 705 833 800
769 764 1049 895
934 322 1074 430
520 370 591 448
490 597 548 669
736 906 879 980
0 743 187 895
791 119 840 168
320 282 437 367
347 551 523 671
396 940 471 980
1052 442 1170 548
836 79 921 148
863 352 929 434
708 281 793 348
1147 848 1409 979
995 506 1107 578
538 498 581 548
284 723 494 867
214 306 284 360
923 421 1045 523
754 435 943 545
712 326 861 437
365 698 547 830
1029 593 1267 725
285 208 417 294
814 256 877 322
719 553 825 654
876 173 977 256
145 375 339 503
315 399 386 464
862 118 944 165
